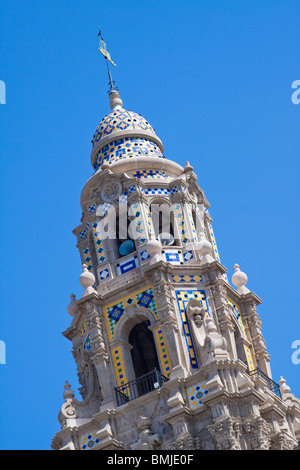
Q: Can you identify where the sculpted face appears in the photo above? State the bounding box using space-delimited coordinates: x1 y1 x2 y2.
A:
187 305 206 327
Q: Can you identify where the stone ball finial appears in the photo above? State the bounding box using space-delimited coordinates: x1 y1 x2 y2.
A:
79 264 97 297
279 376 291 396
232 264 250 294
197 232 214 265
145 233 162 262
63 380 75 400
67 293 79 317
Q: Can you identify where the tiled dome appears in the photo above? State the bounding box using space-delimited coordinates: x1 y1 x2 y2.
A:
92 109 157 147
90 90 164 171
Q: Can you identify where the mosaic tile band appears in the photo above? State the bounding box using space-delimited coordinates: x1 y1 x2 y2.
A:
103 286 159 342
207 222 220 263
93 137 163 170
154 328 172 378
171 274 203 283
112 346 128 389
133 169 168 180
82 247 94 272
174 203 189 244
92 222 106 264
130 202 148 245
186 382 209 410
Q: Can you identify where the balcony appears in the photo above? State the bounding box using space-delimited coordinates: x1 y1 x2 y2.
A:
248 367 282 399
115 368 169 406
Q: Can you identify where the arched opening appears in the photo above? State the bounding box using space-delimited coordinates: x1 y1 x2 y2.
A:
150 201 179 246
129 320 160 379
114 204 136 259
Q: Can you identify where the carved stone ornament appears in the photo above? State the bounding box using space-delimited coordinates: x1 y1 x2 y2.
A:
130 411 162 450
61 401 78 419
186 300 207 327
100 181 122 202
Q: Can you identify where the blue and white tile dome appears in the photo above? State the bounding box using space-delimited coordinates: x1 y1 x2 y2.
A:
92 109 157 147
91 90 164 171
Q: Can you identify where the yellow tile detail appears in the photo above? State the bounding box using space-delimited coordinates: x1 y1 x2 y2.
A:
154 328 172 378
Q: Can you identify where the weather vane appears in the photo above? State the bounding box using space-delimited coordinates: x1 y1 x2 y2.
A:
98 27 117 93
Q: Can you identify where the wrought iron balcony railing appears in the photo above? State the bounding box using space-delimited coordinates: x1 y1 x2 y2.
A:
115 368 169 406
248 367 282 399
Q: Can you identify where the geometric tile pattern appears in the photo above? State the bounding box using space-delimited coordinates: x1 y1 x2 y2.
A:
140 249 150 261
82 247 94 272
162 250 183 264
116 255 139 275
141 187 171 196
103 286 159 342
171 274 203 283
133 169 168 180
144 203 154 235
136 289 158 317
175 290 210 369
79 430 100 450
92 109 157 147
186 382 209 410
106 301 126 340
186 202 198 243
154 328 172 378
112 346 128 390
130 202 148 245
207 222 220 262
226 297 255 372
183 250 194 262
173 203 189 244
93 137 163 171
88 204 97 213
128 184 136 194
99 268 110 280
80 221 90 239
92 222 106 264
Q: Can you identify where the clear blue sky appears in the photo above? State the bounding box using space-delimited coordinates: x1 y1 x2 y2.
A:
0 0 299 450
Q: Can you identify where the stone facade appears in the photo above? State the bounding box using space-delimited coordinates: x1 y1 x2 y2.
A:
51 90 300 451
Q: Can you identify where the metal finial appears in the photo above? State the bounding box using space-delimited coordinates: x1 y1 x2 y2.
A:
97 27 117 93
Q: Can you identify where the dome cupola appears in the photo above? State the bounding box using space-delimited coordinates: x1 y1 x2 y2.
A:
90 90 164 172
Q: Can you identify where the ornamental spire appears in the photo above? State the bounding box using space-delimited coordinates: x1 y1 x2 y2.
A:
98 26 117 93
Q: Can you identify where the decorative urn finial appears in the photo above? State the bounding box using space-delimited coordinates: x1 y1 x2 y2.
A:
79 264 97 297
197 232 214 265
67 293 79 317
232 264 250 294
145 233 162 263
63 380 75 400
279 376 291 396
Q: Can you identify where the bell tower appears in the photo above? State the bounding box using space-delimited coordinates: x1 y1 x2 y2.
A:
51 64 300 451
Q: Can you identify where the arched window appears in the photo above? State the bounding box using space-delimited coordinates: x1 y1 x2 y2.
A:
230 312 250 369
192 209 202 240
150 200 179 246
108 203 136 259
129 320 160 379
